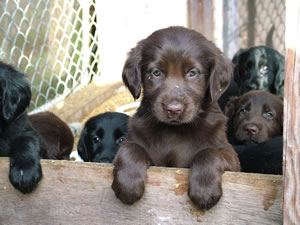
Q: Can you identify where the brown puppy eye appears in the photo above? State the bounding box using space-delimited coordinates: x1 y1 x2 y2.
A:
186 68 199 78
264 111 274 119
152 68 162 77
239 108 248 115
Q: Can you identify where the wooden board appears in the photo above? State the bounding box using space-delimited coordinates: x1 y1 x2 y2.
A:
283 1 300 224
0 158 282 224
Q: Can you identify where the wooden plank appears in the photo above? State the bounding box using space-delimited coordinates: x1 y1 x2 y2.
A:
187 0 214 40
283 1 300 224
47 81 122 123
0 158 282 224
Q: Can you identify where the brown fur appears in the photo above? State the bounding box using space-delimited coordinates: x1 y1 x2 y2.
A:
28 111 74 160
224 90 283 145
111 26 240 210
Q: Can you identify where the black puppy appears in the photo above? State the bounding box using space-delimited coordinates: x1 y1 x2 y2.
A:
219 46 284 111
78 112 129 163
232 45 284 98
0 61 44 193
234 136 283 175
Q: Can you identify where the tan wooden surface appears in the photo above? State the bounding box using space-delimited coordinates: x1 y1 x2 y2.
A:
283 1 300 224
48 81 123 123
0 158 282 225
188 0 214 40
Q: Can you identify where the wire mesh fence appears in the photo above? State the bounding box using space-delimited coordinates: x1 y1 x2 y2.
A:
0 0 285 112
223 0 285 59
0 0 99 112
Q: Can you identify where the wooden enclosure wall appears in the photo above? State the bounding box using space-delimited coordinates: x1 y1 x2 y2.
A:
0 158 282 224
283 0 300 224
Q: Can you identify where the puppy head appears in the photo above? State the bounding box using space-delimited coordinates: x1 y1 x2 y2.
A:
122 26 232 125
225 90 283 144
232 46 285 99
78 112 129 163
0 62 31 127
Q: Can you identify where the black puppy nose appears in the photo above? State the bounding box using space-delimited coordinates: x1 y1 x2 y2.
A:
166 102 184 118
244 124 258 136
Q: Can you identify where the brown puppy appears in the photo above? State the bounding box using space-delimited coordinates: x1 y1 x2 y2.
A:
225 90 283 145
28 111 74 160
112 26 240 210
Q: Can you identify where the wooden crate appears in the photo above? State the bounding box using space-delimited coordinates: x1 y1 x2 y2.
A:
0 158 282 224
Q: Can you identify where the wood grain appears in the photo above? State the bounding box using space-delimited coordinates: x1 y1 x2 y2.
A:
0 158 282 225
283 1 300 224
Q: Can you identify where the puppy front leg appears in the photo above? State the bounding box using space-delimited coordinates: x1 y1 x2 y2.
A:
112 143 151 205
9 131 43 194
188 148 240 210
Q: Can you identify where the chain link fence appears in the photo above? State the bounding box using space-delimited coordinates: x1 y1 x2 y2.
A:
0 0 285 112
0 0 99 112
223 0 285 59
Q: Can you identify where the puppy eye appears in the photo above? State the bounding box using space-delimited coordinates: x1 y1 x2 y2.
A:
239 108 248 115
186 68 200 79
260 66 269 74
152 68 162 77
264 112 274 119
116 136 126 145
92 136 101 144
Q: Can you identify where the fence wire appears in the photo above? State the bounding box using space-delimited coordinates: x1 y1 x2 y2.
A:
0 0 285 112
0 0 99 112
223 0 285 59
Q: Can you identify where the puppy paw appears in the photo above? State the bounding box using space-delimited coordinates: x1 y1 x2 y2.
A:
112 171 145 205
188 179 222 210
9 163 43 194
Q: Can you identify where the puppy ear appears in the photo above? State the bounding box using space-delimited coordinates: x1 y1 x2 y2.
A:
232 48 246 85
122 46 142 100
208 55 233 103
1 74 31 123
77 129 90 161
273 52 285 99
224 96 239 119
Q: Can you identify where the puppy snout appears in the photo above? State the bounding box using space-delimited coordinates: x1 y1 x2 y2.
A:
171 87 185 99
243 124 259 137
164 102 184 119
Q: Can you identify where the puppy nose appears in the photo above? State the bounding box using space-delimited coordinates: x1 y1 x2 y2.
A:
244 124 258 136
166 102 184 117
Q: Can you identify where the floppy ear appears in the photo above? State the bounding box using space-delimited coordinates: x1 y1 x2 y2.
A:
122 46 143 100
273 52 285 99
232 48 246 85
208 55 233 104
1 73 31 123
224 96 239 119
77 129 90 161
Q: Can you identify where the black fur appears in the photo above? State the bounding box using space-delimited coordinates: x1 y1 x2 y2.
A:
232 46 284 98
219 46 284 111
0 61 44 193
233 136 283 175
78 112 129 163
